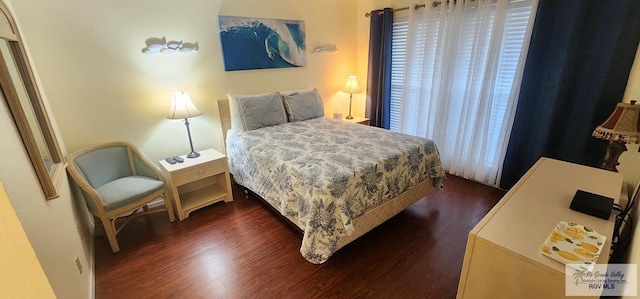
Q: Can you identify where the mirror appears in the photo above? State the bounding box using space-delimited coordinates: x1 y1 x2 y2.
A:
0 3 63 200
0 41 54 172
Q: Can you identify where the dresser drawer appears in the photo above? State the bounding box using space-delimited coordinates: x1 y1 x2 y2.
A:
173 159 224 185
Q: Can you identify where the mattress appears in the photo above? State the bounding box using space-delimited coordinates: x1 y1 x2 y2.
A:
226 117 445 263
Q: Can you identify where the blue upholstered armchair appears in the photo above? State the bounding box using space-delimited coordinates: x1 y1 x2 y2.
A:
66 142 175 252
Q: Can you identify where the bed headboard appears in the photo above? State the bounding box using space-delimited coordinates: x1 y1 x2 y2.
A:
217 99 231 143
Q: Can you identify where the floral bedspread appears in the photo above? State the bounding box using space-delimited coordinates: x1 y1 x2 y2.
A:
226 118 446 264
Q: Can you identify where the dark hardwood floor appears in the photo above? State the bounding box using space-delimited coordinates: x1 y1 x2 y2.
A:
94 175 505 298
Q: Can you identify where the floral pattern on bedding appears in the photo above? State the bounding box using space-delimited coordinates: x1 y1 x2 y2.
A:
226 117 446 264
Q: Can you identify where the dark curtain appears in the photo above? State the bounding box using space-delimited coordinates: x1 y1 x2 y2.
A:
500 0 640 189
366 8 393 129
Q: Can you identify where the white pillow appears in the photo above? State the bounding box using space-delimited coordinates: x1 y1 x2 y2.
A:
227 92 288 131
282 89 325 122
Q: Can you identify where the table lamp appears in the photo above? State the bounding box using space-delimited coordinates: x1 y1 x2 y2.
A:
592 100 640 172
342 75 361 120
167 91 202 158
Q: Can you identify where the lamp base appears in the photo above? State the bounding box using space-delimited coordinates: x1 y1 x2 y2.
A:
183 118 200 159
346 94 354 120
601 141 627 172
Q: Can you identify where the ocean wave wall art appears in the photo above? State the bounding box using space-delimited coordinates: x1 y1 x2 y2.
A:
219 15 306 71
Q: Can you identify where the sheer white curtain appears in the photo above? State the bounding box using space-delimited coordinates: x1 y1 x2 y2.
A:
397 0 537 186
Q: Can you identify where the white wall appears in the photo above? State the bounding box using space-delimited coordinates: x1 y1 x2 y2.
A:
4 2 359 296
0 182 56 298
8 0 636 295
0 32 92 299
10 0 359 163
0 2 94 297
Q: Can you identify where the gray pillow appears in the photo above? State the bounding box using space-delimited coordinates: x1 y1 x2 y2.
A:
282 89 325 122
227 92 288 131
279 87 315 96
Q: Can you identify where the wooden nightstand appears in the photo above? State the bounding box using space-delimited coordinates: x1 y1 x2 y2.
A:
343 117 370 125
350 116 369 126
327 116 370 125
159 148 233 221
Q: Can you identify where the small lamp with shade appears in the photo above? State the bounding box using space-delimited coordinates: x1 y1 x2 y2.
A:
342 75 362 120
592 100 640 172
167 91 202 158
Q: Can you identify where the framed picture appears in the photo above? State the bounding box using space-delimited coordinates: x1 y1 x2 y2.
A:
218 15 306 71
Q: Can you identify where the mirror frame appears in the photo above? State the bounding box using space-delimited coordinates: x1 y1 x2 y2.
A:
0 2 63 200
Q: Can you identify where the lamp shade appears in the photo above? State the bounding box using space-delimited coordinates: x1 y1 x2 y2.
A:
167 91 202 119
342 75 361 94
593 102 640 144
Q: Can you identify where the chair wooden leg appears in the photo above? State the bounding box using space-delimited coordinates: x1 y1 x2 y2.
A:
101 217 120 253
163 193 176 222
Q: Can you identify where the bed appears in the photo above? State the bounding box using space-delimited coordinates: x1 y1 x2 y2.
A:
218 90 446 264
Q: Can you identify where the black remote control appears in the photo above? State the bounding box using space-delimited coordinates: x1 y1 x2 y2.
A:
172 156 184 163
165 157 177 164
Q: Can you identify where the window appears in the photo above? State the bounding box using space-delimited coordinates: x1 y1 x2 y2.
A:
389 0 535 185
390 16 408 132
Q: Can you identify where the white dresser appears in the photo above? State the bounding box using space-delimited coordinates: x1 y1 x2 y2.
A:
457 157 623 299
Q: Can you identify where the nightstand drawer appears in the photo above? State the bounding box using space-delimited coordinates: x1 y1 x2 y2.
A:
173 159 224 185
